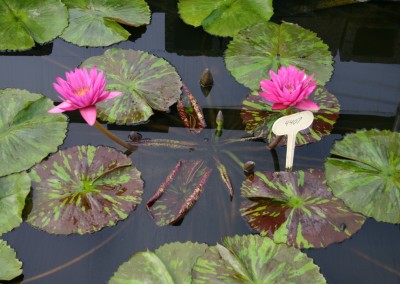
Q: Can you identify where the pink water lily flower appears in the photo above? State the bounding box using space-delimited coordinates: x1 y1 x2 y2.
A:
259 66 319 111
48 67 122 126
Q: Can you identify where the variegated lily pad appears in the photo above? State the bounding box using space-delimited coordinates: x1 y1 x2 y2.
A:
240 169 366 248
241 87 340 146
0 0 68 51
80 48 182 124
0 240 22 281
61 0 150 47
0 172 31 235
27 145 143 234
192 234 327 283
178 0 273 37
109 242 207 283
147 159 212 226
325 129 400 223
0 88 68 177
225 21 334 90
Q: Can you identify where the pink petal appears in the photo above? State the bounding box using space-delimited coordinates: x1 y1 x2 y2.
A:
48 101 77 113
79 105 97 126
295 99 320 111
272 103 290 110
100 91 123 101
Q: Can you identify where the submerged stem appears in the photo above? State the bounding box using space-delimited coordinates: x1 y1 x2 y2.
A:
94 120 136 152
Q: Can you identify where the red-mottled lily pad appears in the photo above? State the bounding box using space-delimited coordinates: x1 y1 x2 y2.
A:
147 159 212 226
60 0 150 47
0 88 68 177
225 21 333 90
27 145 143 234
0 172 31 235
177 84 207 134
0 0 68 51
80 48 182 125
178 0 273 37
192 234 327 283
241 87 340 146
325 129 400 223
240 169 366 248
109 242 207 283
0 240 22 281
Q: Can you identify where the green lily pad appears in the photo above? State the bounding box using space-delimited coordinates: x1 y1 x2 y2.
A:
225 21 334 90
109 242 207 284
60 0 150 47
240 169 366 248
80 48 182 124
147 159 212 226
241 87 340 146
27 145 143 234
325 129 400 223
0 88 68 177
0 0 68 51
192 234 327 283
178 0 273 37
0 240 22 281
0 172 31 235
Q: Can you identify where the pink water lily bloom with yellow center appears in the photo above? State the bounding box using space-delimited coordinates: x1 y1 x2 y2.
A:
259 66 319 111
48 67 122 126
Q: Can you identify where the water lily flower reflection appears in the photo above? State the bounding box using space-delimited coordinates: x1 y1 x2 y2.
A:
48 67 122 126
259 66 319 111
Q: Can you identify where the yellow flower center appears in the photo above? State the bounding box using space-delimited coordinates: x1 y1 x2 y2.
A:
75 87 90 96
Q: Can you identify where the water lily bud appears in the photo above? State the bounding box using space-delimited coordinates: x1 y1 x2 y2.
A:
216 110 223 128
200 68 214 87
243 161 255 174
128 131 142 142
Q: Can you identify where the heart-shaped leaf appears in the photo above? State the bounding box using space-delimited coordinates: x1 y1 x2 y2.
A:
0 0 68 51
61 0 150 47
240 169 366 248
325 129 400 223
109 242 207 284
27 145 143 234
225 21 334 90
0 88 68 177
0 172 31 235
178 0 273 37
0 240 22 281
147 159 212 226
192 234 327 283
80 48 182 124
241 87 340 146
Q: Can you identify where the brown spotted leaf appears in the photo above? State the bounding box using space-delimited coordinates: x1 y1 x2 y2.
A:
241 87 340 146
240 169 366 248
27 145 143 234
147 159 212 226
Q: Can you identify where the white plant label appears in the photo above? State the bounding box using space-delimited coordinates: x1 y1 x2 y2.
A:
272 111 314 170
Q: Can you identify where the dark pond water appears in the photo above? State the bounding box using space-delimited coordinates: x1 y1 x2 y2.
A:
1 1 400 283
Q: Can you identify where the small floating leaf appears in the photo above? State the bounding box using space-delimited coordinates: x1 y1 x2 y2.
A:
192 234 326 283
0 172 31 235
241 87 339 146
225 21 333 90
147 159 212 226
81 48 182 124
325 129 400 223
177 84 207 133
240 169 366 248
0 0 68 51
0 240 22 281
27 145 143 234
0 88 68 177
109 242 207 284
61 0 150 47
214 157 233 200
178 0 273 37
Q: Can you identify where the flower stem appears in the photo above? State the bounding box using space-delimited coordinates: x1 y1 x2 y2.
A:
267 107 293 150
94 120 136 152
